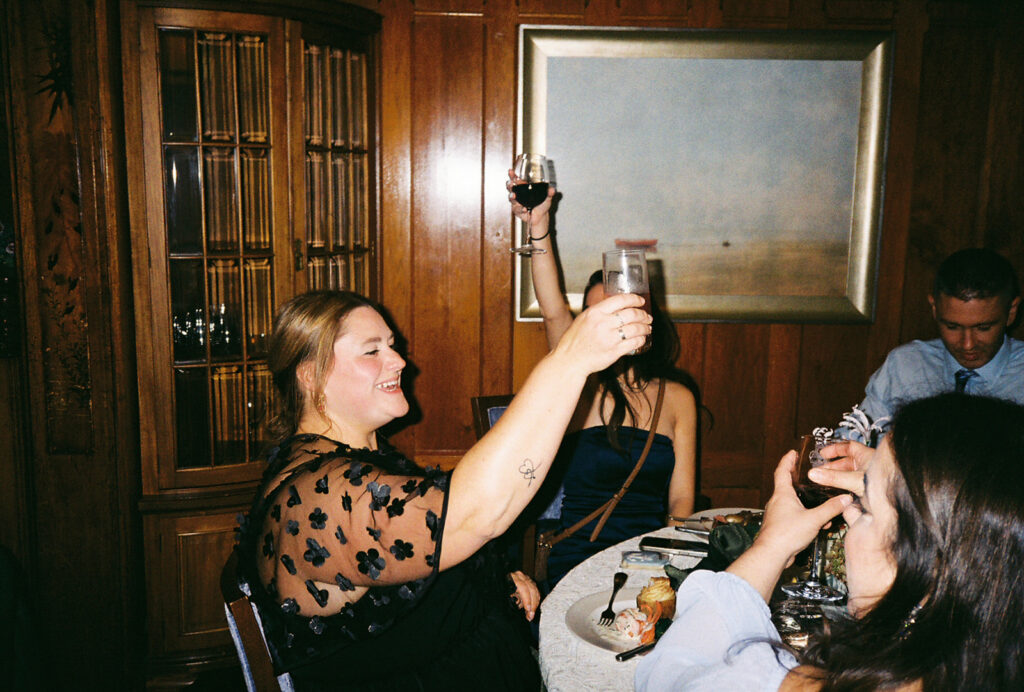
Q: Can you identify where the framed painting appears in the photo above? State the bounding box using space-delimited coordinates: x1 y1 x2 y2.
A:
515 27 893 322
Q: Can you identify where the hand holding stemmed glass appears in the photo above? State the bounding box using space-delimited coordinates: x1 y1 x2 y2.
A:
508 153 554 255
781 428 846 603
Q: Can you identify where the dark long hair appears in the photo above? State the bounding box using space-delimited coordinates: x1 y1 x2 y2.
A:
582 270 707 452
799 393 1024 690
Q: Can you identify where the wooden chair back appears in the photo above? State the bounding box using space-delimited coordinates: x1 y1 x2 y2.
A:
470 394 514 439
221 548 281 692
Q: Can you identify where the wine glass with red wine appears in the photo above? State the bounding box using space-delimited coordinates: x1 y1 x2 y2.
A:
781 429 845 603
510 153 552 255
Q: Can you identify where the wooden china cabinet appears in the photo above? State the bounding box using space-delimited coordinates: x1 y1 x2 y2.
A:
120 0 381 681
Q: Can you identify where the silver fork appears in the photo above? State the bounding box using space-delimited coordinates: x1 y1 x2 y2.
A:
599 572 628 626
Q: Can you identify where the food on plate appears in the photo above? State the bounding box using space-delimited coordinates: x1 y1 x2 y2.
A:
636 576 676 620
612 605 660 644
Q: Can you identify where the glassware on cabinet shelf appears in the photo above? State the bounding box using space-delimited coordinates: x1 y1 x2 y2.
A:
207 260 242 358
170 259 205 361
199 32 236 142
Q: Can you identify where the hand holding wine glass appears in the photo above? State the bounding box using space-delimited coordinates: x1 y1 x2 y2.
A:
509 153 554 255
782 428 846 603
723 450 851 604
603 249 652 354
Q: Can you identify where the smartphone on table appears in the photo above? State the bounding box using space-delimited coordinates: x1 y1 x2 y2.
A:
637 536 709 558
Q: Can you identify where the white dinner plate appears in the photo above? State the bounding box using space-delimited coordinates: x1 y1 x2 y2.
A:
564 587 646 653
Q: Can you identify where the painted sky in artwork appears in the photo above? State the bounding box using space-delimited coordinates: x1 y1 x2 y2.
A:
541 55 863 298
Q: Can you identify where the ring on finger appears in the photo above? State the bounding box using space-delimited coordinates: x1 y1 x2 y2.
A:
617 326 627 341
615 313 625 328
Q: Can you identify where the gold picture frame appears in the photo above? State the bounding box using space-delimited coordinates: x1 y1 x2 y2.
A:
516 27 893 322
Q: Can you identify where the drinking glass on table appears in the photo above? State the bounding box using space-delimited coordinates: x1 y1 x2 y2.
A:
603 249 651 353
781 428 845 603
510 153 552 256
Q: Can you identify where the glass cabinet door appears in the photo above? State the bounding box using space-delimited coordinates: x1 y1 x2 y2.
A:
164 25 282 472
130 7 378 492
135 9 291 489
303 39 372 293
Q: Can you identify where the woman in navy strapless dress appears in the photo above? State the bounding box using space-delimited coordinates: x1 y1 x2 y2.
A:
507 172 708 588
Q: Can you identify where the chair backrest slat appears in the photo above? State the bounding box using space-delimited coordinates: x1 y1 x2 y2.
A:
471 394 514 439
221 549 281 692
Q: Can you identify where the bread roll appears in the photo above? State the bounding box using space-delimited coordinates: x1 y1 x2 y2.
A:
636 576 676 619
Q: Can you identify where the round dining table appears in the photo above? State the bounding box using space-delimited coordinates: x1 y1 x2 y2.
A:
538 524 709 691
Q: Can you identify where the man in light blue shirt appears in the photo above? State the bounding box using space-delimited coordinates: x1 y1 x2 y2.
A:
853 248 1022 437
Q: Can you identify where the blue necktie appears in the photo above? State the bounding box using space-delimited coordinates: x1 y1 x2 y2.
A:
954 369 976 393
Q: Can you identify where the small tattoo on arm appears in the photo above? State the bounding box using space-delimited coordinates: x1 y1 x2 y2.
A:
519 458 537 486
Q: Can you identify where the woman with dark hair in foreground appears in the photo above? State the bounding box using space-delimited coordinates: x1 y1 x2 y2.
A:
637 392 1024 691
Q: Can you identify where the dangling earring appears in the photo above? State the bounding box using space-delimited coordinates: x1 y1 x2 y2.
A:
898 603 922 640
314 393 326 416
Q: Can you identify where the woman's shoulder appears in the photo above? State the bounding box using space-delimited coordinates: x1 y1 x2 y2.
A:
660 379 697 423
266 434 428 483
266 433 350 471
662 379 696 405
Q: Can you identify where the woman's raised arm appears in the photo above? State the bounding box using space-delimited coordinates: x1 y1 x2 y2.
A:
440 293 651 568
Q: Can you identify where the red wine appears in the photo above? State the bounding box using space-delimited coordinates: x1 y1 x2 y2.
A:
512 182 549 209
636 290 653 316
635 291 652 353
795 484 842 509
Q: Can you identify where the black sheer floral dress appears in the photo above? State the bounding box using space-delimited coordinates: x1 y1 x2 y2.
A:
237 434 540 691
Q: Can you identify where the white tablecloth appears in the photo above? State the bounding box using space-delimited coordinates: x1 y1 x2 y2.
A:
538 526 706 692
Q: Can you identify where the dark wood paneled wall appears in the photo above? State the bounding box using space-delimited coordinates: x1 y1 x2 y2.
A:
2 0 141 687
0 0 1021 686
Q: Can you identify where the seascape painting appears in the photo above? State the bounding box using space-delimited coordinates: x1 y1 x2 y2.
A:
516 28 892 322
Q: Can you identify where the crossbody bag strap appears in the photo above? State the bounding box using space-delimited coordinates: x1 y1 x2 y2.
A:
540 378 667 549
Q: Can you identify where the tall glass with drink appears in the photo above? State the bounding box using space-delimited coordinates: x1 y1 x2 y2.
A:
603 248 652 353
